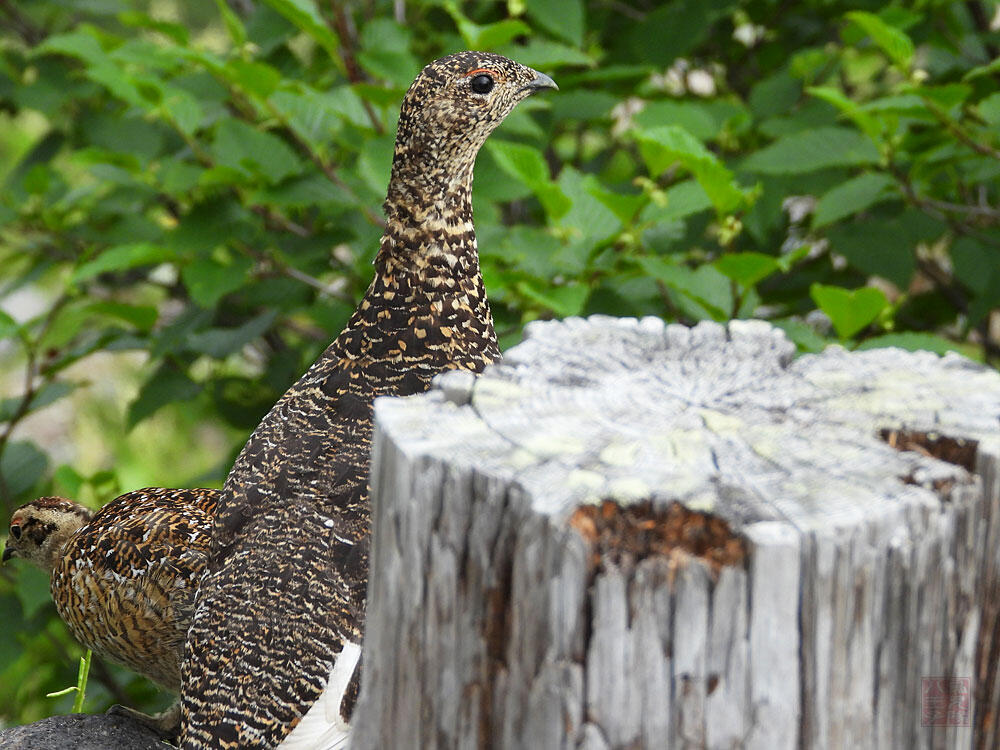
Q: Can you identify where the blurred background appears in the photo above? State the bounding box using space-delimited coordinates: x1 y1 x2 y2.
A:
1 0 998 727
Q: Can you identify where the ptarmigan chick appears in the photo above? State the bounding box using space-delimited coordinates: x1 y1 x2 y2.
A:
3 486 220 736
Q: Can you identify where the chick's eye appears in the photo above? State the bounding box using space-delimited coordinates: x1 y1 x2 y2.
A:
10 524 21 540
470 74 494 94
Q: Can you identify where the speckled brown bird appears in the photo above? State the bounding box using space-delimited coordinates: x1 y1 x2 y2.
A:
180 52 557 750
3 487 220 736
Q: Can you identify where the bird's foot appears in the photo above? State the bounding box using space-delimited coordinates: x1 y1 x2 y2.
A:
107 700 181 741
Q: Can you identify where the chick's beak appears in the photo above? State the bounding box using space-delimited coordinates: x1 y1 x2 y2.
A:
521 69 558 94
2 545 13 563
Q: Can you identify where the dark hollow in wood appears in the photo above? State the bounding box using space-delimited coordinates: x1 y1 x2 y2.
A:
880 427 979 473
569 499 747 576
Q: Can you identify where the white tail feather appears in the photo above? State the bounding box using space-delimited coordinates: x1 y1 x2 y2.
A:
276 641 361 750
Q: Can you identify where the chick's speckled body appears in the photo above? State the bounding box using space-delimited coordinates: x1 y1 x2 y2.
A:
180 52 556 750
4 488 220 733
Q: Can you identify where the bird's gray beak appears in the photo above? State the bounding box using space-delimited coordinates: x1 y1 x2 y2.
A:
520 70 558 94
2 545 13 563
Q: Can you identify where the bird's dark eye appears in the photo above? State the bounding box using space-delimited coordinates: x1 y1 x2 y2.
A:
9 524 20 540
470 74 494 94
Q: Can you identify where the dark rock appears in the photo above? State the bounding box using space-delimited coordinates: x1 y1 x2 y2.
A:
0 713 168 749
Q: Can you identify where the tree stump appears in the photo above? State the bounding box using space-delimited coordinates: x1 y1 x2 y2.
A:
351 317 1000 750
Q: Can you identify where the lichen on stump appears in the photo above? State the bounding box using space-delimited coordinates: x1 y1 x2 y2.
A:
352 316 1000 750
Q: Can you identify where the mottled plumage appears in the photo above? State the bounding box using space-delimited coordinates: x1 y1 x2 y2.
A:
180 52 556 749
3 487 219 734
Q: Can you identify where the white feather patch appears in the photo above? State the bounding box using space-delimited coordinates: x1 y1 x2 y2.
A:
276 640 361 750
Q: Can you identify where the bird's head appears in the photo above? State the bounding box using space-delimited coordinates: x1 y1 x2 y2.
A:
390 51 557 188
3 496 93 571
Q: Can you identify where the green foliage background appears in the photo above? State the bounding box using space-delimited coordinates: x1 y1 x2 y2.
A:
1 0 998 727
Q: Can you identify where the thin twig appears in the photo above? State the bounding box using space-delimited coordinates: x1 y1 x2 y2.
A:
0 0 46 45
287 130 386 228
926 101 1000 161
0 295 71 508
329 2 385 135
910 196 1000 221
251 205 312 237
236 240 356 302
282 265 353 300
891 167 1000 247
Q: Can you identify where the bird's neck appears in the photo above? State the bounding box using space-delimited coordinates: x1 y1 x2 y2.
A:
41 522 85 571
350 158 499 368
377 156 480 299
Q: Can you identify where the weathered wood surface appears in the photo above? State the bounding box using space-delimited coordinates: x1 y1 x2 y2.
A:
0 712 168 749
351 316 1000 750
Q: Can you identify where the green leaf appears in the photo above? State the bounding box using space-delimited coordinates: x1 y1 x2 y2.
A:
0 309 20 341
810 284 888 339
226 59 282 99
806 86 881 140
633 101 720 141
52 464 86 498
215 0 248 46
586 185 647 225
770 318 830 353
260 0 341 64
639 180 713 224
749 71 801 119
475 20 533 49
14 565 53 620
812 173 895 228
976 93 1000 127
963 56 1000 82
525 0 584 46
742 127 880 174
35 28 106 65
951 237 1000 325
212 119 303 184
855 332 980 360
825 213 937 286
917 84 972 111
516 280 589 317
615 0 719 67
72 243 177 283
186 310 277 358
487 140 571 219
160 86 203 135
0 441 48 499
443 4 532 50
487 139 549 185
636 255 731 321
497 39 592 68
858 94 932 118
967 267 1000 326
714 252 779 287
119 12 188 44
127 363 200 429
845 11 914 69
556 167 621 241
0 381 76 423
160 161 203 195
270 87 342 152
357 19 420 87
181 255 253 308
636 125 746 214
951 237 993 295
